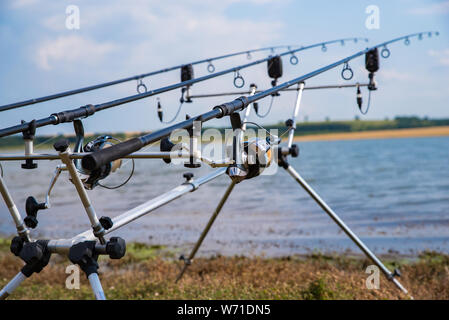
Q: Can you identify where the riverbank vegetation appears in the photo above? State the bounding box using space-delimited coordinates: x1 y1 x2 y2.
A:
1 238 448 300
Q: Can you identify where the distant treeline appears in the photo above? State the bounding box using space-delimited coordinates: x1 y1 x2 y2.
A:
262 116 449 136
1 116 448 148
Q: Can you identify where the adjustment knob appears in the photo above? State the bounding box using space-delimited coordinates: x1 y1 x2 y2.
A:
106 237 126 259
290 144 300 158
53 139 69 152
99 216 113 230
24 216 38 229
183 172 194 181
24 196 46 229
10 236 24 256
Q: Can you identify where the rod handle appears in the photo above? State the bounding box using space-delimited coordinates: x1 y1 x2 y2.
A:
81 137 143 171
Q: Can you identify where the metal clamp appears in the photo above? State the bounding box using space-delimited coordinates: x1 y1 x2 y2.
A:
404 37 410 46
321 43 327 52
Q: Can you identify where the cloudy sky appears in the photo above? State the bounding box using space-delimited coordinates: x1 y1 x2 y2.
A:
0 0 448 135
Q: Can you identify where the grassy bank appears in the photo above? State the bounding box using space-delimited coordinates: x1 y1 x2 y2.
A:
1 238 448 300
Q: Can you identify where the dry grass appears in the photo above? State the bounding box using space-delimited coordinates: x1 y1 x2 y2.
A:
1 238 448 300
291 126 449 142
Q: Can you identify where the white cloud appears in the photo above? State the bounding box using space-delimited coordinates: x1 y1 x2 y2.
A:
35 35 117 70
9 0 39 9
428 48 449 66
408 0 449 15
377 69 415 81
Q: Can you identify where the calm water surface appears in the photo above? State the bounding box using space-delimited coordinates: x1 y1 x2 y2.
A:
0 136 448 257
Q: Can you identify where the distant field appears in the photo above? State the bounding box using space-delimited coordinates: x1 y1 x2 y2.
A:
292 126 449 142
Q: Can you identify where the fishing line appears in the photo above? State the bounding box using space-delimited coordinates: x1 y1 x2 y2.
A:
95 136 135 190
158 98 184 124
254 96 275 118
360 90 372 115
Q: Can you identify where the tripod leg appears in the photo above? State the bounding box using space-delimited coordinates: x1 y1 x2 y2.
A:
0 174 30 241
284 164 411 298
176 181 236 282
88 273 106 300
0 272 27 300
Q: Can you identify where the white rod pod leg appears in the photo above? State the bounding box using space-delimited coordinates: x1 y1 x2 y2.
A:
88 273 106 300
287 82 305 148
0 272 27 300
0 174 30 241
284 164 412 298
57 145 106 244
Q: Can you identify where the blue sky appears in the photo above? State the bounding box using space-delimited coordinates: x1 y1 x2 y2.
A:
0 0 448 135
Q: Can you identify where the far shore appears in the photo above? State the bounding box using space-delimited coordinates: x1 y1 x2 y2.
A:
291 126 449 142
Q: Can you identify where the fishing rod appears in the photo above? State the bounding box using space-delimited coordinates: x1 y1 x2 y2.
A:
0 37 369 138
81 31 438 172
0 44 299 113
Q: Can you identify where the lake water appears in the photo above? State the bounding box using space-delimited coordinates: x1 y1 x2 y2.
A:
0 136 448 257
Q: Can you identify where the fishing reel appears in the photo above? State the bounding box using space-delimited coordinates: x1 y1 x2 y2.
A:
73 120 132 190
227 136 279 183
226 113 280 183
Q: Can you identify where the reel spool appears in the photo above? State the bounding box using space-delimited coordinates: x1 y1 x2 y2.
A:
227 136 277 183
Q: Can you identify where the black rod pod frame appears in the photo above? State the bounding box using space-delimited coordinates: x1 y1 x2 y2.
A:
0 37 372 139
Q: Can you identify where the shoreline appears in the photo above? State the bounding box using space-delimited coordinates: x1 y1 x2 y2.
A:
291 126 449 142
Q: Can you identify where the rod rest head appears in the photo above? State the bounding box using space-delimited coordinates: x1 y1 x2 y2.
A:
160 137 175 164
24 196 46 229
21 119 38 169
